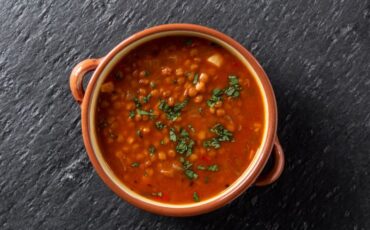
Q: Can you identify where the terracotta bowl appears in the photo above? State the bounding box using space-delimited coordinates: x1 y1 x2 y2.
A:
69 24 284 216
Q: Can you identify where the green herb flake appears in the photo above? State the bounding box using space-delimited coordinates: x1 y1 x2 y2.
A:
193 192 200 202
136 109 156 119
176 139 188 154
185 140 195 157
131 162 140 167
185 169 198 180
207 88 224 107
173 99 188 111
133 97 142 108
183 160 193 170
160 139 165 145
180 128 189 138
136 129 143 138
159 98 189 121
203 138 221 149
193 73 199 85
155 121 165 130
182 159 198 180
142 93 152 103
197 165 206 170
211 124 233 142
188 125 195 132
148 145 156 155
169 128 177 142
203 124 234 149
173 128 195 156
129 110 135 119
224 75 241 98
207 164 219 172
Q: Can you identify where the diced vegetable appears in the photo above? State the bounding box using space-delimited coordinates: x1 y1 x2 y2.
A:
207 53 223 67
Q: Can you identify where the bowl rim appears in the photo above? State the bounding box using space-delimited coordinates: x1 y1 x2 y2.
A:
80 23 277 216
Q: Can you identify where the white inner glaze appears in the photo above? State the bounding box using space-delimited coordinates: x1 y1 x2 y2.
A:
88 31 269 208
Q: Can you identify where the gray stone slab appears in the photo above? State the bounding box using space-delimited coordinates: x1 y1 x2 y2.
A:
0 0 369 229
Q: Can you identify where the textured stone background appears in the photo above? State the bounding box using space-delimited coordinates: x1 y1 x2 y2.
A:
0 0 369 229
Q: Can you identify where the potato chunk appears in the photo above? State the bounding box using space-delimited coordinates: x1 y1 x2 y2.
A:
207 53 223 67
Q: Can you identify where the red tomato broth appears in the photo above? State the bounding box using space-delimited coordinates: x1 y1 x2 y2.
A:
95 36 265 204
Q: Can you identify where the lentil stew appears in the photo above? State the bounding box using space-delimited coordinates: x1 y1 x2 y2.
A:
95 36 265 204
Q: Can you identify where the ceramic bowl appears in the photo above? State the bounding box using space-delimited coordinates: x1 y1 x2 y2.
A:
69 24 284 216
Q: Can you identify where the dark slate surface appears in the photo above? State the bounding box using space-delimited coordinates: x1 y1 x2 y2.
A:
0 0 369 229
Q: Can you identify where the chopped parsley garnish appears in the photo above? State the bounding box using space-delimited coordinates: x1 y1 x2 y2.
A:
224 75 241 98
142 93 152 103
179 157 185 163
185 169 198 180
136 109 156 119
183 159 192 169
206 76 241 107
207 164 219 172
148 145 156 155
129 110 135 119
173 99 189 112
188 125 195 132
131 162 140 167
197 165 206 170
193 73 199 85
178 147 198 180
197 164 219 171
133 97 142 108
155 121 165 130
211 124 233 141
176 138 195 156
171 128 197 180
171 127 195 156
180 128 189 137
160 139 165 145
169 128 177 142
203 138 221 149
159 98 189 121
136 129 143 138
193 192 200 202
203 124 234 149
207 88 224 107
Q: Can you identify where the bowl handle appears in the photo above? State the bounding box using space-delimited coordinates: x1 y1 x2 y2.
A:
69 58 101 104
255 137 285 186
